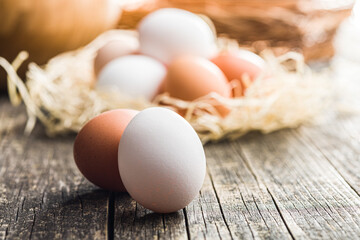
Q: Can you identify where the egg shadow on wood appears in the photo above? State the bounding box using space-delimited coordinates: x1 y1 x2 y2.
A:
113 192 184 233
61 189 110 207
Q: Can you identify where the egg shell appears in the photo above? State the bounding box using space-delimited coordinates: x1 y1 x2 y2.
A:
138 8 218 64
94 39 139 76
211 50 266 96
118 107 206 213
165 55 231 116
73 109 139 192
97 55 167 100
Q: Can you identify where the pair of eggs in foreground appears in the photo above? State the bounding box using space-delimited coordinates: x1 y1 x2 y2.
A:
94 8 267 113
73 107 206 213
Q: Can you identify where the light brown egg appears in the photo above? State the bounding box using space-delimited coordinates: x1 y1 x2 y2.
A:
211 50 266 97
73 109 139 192
94 39 138 76
164 55 231 116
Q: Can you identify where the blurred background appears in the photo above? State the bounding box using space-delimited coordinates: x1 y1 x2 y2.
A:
332 0 360 109
0 0 358 91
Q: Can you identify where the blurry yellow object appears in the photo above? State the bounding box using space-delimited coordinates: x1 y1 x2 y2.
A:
0 0 122 88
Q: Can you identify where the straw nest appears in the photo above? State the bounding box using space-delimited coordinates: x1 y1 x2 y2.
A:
0 30 331 143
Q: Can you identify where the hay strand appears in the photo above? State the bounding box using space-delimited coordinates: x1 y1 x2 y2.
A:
0 30 331 143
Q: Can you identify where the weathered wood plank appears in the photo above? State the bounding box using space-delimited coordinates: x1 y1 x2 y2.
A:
0 98 109 239
184 168 234 239
2 96 360 240
113 192 188 239
235 129 360 239
201 144 293 240
113 138 294 240
298 114 360 195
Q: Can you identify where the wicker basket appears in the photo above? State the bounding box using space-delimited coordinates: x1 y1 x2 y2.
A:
119 0 353 62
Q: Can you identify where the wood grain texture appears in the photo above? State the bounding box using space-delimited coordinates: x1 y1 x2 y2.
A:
298 115 360 195
0 99 109 239
1 96 360 239
113 193 188 239
200 144 292 240
235 129 360 239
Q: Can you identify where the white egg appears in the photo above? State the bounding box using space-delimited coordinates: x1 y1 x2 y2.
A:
97 55 166 100
138 8 218 64
118 107 206 213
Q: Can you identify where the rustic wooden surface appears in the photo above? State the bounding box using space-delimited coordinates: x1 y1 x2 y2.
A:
1 96 360 240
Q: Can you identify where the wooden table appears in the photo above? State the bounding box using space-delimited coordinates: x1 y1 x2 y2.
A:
1 96 360 240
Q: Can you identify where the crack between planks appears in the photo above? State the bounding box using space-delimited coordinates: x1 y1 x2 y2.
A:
107 192 115 240
14 208 19 223
162 214 166 232
198 191 208 233
232 142 296 240
40 190 46 210
132 202 138 227
266 188 295 240
14 184 25 222
29 208 36 240
182 208 191 240
252 194 270 230
214 222 222 240
208 170 234 240
239 193 256 240
16 184 23 201
4 225 9 240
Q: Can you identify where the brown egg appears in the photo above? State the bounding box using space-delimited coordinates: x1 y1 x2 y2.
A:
211 50 266 96
73 109 139 192
164 55 231 116
94 39 139 76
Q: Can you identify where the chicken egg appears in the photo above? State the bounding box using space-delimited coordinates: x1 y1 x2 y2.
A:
211 50 266 96
94 38 139 76
73 109 139 192
118 107 206 213
97 55 166 100
138 8 218 64
164 55 231 116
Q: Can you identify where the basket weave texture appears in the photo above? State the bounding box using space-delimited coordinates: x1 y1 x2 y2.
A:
119 0 353 61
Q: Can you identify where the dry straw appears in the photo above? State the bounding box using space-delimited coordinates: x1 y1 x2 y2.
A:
0 30 331 143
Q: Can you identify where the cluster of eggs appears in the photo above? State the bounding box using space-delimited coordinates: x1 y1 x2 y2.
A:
74 8 268 213
74 107 206 213
95 8 267 115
